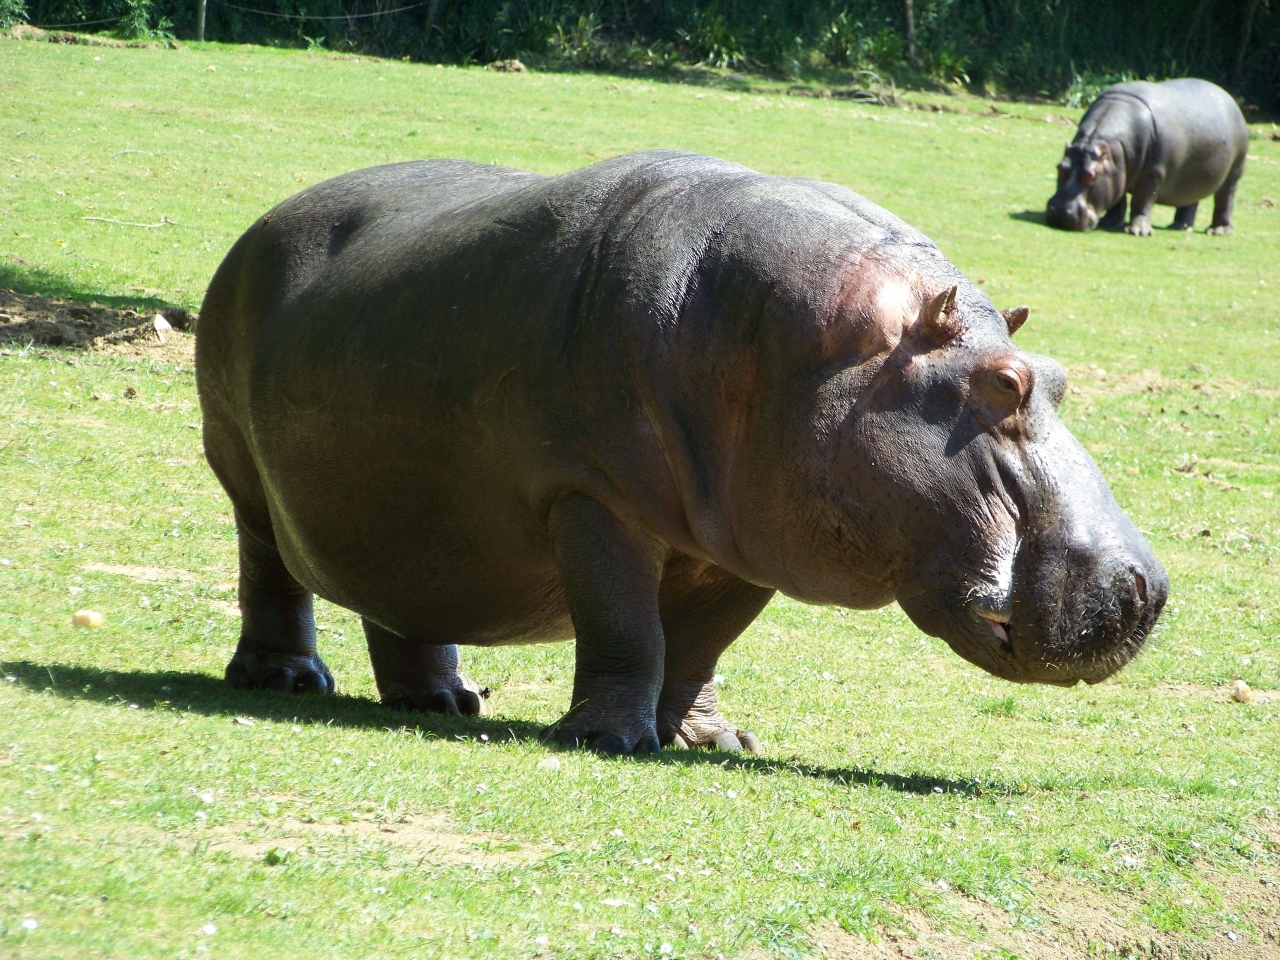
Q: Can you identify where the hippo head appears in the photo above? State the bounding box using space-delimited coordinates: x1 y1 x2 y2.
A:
739 273 1167 686
1045 140 1124 231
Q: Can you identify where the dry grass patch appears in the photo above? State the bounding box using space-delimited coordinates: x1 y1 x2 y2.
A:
199 807 549 870
811 870 1280 959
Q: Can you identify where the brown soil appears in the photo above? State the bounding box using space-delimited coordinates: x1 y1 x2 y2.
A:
1152 681 1280 704
810 867 1280 959
0 288 196 363
201 808 548 869
80 562 239 616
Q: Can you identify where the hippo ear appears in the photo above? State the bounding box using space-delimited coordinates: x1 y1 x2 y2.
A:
1002 305 1029 336
916 285 962 346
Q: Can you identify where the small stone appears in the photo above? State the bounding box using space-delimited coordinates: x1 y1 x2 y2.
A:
153 314 172 344
1230 679 1253 703
536 756 561 772
72 609 104 628
21 917 38 930
201 922 217 936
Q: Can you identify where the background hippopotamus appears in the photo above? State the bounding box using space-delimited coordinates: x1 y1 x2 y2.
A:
197 151 1168 755
1045 78 1248 236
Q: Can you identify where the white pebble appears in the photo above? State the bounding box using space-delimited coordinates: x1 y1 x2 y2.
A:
536 756 561 772
1230 679 1253 704
201 923 217 936
21 917 38 930
72 609 104 628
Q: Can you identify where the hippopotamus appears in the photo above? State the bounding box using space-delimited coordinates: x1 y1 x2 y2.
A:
197 150 1168 755
1045 78 1248 236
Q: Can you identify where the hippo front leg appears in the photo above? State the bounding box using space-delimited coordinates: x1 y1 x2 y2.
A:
363 620 491 716
1098 197 1127 231
657 558 774 754
1124 177 1160 236
543 493 666 755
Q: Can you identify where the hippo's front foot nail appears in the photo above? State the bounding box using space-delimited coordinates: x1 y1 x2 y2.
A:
1207 224 1232 236
1124 219 1153 236
665 724 761 755
225 645 335 695
382 676 491 717
542 710 660 756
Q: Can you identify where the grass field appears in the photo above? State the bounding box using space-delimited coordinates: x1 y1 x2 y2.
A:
2 33 1279 960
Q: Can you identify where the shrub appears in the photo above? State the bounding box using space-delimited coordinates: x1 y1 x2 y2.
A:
0 0 27 29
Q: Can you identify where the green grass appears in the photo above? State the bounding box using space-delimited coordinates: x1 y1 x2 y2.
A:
3 35 1280 959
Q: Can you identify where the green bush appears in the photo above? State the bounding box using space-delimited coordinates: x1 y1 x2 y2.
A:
0 0 27 29
13 0 1280 110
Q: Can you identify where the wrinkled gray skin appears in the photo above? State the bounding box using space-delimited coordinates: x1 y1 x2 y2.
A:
1046 79 1248 236
197 150 1168 755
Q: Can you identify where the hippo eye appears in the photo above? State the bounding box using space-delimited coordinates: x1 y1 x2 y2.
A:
994 369 1020 392
989 368 1024 402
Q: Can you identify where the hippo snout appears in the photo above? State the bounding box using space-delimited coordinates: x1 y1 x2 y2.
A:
1045 196 1097 232
1009 533 1169 686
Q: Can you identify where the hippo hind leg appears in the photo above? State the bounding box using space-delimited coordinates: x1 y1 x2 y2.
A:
207 417 334 695
363 619 490 716
1208 177 1239 236
1171 203 1197 230
657 557 774 755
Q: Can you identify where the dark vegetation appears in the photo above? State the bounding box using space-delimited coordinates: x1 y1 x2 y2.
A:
4 0 1278 109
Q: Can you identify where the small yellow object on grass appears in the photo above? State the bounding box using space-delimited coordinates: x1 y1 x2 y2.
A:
72 609 104 628
1229 679 1253 704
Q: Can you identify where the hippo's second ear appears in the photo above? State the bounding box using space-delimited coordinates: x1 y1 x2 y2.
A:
1001 306 1029 336
915 285 961 347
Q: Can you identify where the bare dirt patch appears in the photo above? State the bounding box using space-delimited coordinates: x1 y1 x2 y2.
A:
1152 681 1280 704
0 288 196 362
80 562 239 615
1063 365 1280 401
81 562 200 583
808 868 1280 959
201 810 548 869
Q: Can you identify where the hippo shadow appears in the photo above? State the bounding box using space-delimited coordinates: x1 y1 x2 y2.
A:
1008 210 1047 225
3 660 1002 798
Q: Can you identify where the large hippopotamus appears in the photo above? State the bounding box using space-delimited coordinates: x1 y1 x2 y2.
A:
197 151 1168 755
1045 78 1247 236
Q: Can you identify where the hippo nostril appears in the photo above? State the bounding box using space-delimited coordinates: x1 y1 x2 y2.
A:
1131 566 1148 604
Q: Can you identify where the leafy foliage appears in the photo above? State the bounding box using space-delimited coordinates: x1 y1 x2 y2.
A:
9 1 1280 108
0 0 27 29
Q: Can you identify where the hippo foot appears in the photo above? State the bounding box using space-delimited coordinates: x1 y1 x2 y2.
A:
658 680 762 755
225 645 335 694
1207 224 1232 236
542 706 661 756
661 712 761 755
1124 218 1153 237
381 674 492 717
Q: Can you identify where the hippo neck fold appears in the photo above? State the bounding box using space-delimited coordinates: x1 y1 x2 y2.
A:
580 163 961 602
1077 91 1156 184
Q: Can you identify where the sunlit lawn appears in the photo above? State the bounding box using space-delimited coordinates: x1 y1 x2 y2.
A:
2 34 1278 958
